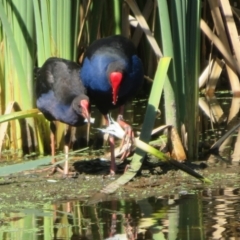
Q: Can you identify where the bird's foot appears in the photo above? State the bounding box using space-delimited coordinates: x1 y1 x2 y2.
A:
47 164 64 176
108 157 117 177
32 164 63 175
46 164 77 178
117 116 135 160
103 169 116 179
109 169 116 176
124 164 130 173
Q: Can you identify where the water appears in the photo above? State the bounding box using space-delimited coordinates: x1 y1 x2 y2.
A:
1 188 240 240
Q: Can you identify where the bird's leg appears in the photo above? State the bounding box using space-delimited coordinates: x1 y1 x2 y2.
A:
117 106 135 160
48 121 65 175
109 134 117 175
105 114 117 175
63 125 72 176
62 126 79 177
48 123 74 177
50 121 57 164
34 121 62 175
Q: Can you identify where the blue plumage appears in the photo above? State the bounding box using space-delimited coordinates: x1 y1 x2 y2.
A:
35 57 89 126
37 91 83 126
79 35 144 175
35 57 90 175
81 55 126 93
80 35 144 115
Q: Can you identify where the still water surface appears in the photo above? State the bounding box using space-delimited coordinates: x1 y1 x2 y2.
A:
1 188 240 240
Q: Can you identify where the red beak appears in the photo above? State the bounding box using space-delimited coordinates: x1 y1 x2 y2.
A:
110 72 123 105
80 99 90 123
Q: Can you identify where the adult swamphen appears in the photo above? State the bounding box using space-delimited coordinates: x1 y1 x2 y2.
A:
35 57 90 176
80 35 144 175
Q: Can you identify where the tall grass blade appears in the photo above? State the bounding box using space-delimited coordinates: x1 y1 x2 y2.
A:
40 0 51 58
157 0 178 128
72 0 80 60
158 1 201 159
171 1 186 121
185 0 201 159
33 0 45 65
0 1 30 109
89 1 104 43
113 0 121 34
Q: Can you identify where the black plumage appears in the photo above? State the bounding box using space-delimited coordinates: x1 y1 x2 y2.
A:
35 57 90 176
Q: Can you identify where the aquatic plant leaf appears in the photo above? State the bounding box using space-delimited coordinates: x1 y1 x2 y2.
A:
0 107 40 153
0 156 52 176
131 0 154 47
0 147 88 176
169 127 186 161
219 0 240 69
0 102 15 153
125 0 162 58
201 15 240 90
135 139 211 184
0 109 40 123
199 96 224 124
210 121 240 151
199 58 224 90
232 128 240 162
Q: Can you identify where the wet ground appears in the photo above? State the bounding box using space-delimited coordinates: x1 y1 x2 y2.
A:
0 155 238 213
0 92 239 238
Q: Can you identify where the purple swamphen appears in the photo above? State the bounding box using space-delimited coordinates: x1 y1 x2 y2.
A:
35 57 90 176
80 35 144 175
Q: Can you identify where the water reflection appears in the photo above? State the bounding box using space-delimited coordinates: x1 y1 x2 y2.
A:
2 189 240 239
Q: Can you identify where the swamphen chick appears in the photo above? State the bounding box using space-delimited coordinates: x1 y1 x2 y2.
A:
35 57 90 176
80 35 144 175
